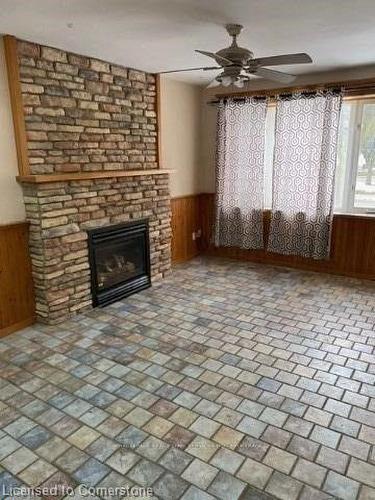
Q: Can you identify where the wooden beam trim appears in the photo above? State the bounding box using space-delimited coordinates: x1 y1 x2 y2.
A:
17 169 175 184
3 35 30 176
171 193 202 200
214 77 375 100
155 73 163 168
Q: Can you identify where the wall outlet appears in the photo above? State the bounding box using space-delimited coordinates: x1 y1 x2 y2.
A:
192 229 201 241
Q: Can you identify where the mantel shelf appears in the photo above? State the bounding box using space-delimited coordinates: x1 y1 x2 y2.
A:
17 169 175 184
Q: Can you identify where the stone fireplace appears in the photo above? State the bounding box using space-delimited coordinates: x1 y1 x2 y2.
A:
22 175 170 323
10 38 172 324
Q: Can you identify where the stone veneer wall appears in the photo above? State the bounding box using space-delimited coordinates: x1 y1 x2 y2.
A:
23 175 171 323
14 39 171 323
17 39 157 174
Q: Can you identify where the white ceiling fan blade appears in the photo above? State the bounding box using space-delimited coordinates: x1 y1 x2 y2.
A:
195 50 233 66
159 66 220 74
253 67 296 84
253 53 312 67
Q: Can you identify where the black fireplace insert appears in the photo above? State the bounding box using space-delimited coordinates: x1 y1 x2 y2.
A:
88 220 151 307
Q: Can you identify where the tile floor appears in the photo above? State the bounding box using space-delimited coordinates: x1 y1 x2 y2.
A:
0 257 375 500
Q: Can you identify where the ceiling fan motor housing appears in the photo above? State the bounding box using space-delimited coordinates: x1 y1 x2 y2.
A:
216 46 253 65
220 66 242 78
216 24 253 66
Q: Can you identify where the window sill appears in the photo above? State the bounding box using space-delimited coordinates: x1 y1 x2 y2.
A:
333 212 375 220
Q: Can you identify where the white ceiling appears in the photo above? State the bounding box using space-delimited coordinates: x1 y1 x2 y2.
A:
1 0 375 85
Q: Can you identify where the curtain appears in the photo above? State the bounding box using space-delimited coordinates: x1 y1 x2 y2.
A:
268 90 342 259
214 97 267 249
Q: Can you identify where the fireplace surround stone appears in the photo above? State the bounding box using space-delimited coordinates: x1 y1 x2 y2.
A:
22 174 171 323
12 38 172 324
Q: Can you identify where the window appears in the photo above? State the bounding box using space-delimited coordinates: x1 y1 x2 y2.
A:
263 98 375 213
335 99 375 213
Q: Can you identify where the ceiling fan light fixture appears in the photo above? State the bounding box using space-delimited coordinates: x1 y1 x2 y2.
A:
221 76 233 87
234 78 245 88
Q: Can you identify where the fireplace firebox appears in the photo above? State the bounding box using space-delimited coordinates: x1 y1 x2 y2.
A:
88 220 151 307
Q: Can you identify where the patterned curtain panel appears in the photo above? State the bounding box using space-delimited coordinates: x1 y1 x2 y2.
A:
214 97 268 249
268 90 343 259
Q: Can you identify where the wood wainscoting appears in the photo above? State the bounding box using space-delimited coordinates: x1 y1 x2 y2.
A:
190 193 375 280
171 194 204 263
0 222 35 336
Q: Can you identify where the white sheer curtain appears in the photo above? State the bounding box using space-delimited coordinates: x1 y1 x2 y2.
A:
268 90 343 259
214 97 268 249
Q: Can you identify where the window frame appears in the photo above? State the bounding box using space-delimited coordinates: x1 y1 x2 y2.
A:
334 97 375 215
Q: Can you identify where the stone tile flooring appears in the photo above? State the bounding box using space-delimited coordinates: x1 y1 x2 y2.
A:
1 257 375 500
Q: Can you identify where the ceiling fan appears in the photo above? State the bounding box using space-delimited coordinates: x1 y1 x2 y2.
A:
160 24 313 88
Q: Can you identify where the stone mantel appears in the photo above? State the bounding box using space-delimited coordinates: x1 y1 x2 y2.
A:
17 169 175 184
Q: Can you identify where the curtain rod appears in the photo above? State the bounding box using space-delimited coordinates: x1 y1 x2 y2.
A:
207 78 375 105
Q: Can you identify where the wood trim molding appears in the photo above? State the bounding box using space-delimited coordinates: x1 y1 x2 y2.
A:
3 35 30 176
0 221 30 230
155 74 163 168
334 212 375 221
17 169 175 184
171 193 201 200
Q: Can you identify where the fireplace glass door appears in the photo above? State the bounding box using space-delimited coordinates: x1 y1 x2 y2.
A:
88 220 151 307
96 236 145 290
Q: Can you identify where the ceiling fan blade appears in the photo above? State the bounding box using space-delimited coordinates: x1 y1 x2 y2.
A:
159 66 220 74
253 53 312 67
195 50 233 66
253 67 296 84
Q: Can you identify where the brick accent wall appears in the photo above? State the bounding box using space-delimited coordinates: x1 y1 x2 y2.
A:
17 40 157 175
15 40 171 323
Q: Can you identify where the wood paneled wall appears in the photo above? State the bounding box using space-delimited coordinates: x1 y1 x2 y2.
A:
0 222 35 336
202 193 375 279
3 36 30 177
172 192 375 280
171 195 203 263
